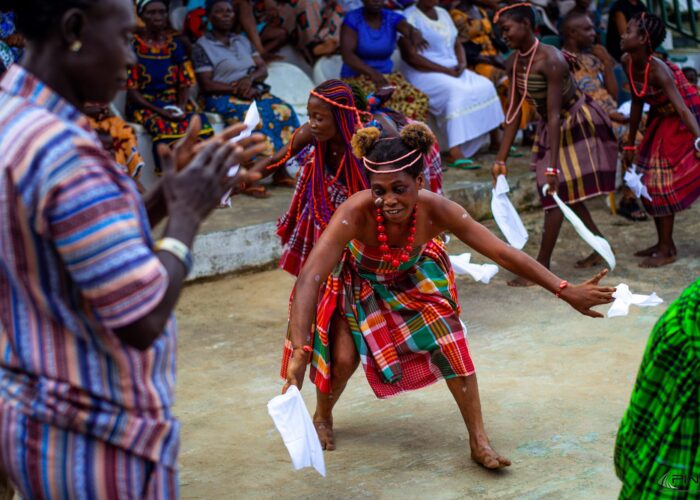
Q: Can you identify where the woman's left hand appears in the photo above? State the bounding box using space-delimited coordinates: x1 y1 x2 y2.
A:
559 270 616 318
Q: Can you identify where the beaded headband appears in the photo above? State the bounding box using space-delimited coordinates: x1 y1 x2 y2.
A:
309 89 373 124
362 148 422 174
494 2 533 23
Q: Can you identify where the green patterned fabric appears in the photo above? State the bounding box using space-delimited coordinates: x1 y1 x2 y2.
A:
615 277 700 498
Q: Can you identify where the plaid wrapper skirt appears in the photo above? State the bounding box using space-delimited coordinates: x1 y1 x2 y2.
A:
636 112 700 217
615 277 700 498
280 238 475 399
531 93 617 210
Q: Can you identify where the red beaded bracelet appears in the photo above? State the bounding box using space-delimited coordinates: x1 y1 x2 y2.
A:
554 280 569 298
293 345 313 353
622 145 637 151
545 167 558 176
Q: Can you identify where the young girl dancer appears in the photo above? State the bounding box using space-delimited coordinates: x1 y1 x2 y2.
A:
281 122 615 468
621 13 700 267
491 3 618 286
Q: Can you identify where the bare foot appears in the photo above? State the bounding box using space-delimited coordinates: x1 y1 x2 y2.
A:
470 442 512 469
634 244 659 257
313 416 336 451
575 251 604 269
635 244 677 257
639 252 677 268
507 276 536 287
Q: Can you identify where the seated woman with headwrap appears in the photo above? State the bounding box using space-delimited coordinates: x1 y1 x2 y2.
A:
192 0 301 196
128 0 213 171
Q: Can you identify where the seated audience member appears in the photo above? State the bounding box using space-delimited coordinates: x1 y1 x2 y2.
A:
340 0 429 121
0 6 23 62
401 0 503 164
185 0 279 61
561 11 647 221
193 0 301 196
128 0 213 170
84 103 146 184
558 0 602 35
252 0 343 60
682 66 699 88
606 0 646 62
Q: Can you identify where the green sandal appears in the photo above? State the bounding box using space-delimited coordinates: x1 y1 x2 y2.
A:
509 146 524 158
447 158 481 170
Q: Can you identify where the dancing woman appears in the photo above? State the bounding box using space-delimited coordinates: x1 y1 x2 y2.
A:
253 80 370 276
621 13 700 267
281 123 615 468
491 3 618 286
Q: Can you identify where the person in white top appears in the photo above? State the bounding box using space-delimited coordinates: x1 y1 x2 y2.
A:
399 0 504 165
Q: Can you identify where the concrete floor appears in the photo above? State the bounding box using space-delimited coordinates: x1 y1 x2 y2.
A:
174 199 700 499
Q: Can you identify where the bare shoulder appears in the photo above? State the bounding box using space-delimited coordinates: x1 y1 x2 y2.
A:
505 51 517 71
419 190 468 222
334 189 373 222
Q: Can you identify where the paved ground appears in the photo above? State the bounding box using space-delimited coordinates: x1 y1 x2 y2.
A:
174 198 700 499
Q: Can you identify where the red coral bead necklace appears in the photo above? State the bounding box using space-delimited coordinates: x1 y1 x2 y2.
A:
375 205 418 268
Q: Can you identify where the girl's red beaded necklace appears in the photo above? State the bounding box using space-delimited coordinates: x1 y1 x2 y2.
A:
628 57 652 97
376 206 418 268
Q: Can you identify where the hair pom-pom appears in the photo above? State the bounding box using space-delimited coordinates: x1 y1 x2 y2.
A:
400 122 435 155
352 127 382 158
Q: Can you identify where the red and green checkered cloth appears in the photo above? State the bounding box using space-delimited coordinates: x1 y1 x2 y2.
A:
281 238 475 398
615 277 700 498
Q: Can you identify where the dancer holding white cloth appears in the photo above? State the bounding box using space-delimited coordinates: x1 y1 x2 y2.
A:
400 0 504 163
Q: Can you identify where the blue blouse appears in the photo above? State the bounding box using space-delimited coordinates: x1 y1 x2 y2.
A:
341 8 405 78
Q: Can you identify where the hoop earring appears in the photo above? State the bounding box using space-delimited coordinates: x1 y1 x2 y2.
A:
70 41 82 53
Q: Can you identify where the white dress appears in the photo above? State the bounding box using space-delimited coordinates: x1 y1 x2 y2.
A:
401 6 504 157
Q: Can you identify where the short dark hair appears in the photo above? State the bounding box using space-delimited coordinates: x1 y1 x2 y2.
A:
498 4 536 29
9 0 98 41
560 10 590 37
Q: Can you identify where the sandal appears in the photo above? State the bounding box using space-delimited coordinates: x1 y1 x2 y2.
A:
509 146 524 158
243 185 270 199
447 158 481 169
618 197 648 221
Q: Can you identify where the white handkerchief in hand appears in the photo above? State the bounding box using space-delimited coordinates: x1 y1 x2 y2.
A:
624 164 652 201
267 386 326 477
449 253 499 284
491 175 528 249
607 283 663 318
542 185 616 271
227 101 261 176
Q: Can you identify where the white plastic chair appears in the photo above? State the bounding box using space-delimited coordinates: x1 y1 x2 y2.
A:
170 6 188 34
266 62 315 124
312 55 343 85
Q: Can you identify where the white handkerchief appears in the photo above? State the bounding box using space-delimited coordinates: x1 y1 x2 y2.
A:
267 386 326 477
491 175 528 249
616 101 650 118
227 101 261 176
449 253 499 284
220 102 260 206
542 185 616 271
624 164 652 201
607 283 664 318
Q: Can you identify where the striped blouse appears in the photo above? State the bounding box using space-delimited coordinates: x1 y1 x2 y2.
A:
0 65 179 468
